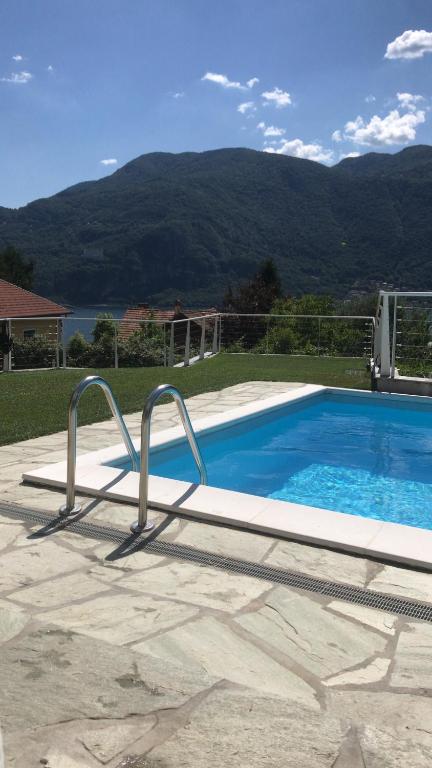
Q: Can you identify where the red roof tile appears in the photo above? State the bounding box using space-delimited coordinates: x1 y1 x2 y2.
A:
0 279 70 319
119 304 217 339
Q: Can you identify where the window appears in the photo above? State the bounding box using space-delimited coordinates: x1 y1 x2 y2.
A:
23 329 36 339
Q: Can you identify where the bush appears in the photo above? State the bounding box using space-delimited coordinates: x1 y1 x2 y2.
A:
266 325 298 354
66 331 90 366
93 313 116 342
119 330 164 367
223 337 246 353
65 317 166 368
13 336 56 369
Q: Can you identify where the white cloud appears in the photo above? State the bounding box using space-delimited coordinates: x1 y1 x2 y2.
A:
264 137 333 164
365 94 376 103
172 91 184 99
0 71 33 84
100 158 118 166
201 72 258 91
47 64 54 72
237 101 255 114
396 91 424 111
385 29 432 60
343 108 425 146
12 54 23 61
332 129 342 142
339 151 361 160
257 121 285 137
202 72 243 89
261 87 292 108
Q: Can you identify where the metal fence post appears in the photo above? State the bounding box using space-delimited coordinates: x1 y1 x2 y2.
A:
55 319 60 368
114 324 119 369
62 323 67 369
3 319 12 372
212 315 218 354
391 296 398 377
373 296 382 367
199 318 206 360
317 317 321 356
163 323 167 367
184 320 191 366
168 323 175 367
380 293 391 376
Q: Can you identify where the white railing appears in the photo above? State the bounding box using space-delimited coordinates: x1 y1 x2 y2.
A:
374 291 432 379
220 313 374 361
1 311 374 371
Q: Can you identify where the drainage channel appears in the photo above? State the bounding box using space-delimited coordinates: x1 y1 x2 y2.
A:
2 500 432 623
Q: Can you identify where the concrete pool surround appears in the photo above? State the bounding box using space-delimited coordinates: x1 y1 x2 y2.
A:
23 383 432 571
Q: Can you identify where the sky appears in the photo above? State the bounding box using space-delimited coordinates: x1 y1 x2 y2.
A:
1 0 432 208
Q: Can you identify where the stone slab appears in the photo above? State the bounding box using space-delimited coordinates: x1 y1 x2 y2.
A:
136 614 319 707
146 686 341 768
169 518 273 561
327 601 398 635
119 559 268 612
0 523 27 551
0 541 89 593
236 587 386 678
327 690 432 755
264 539 369 587
9 570 111 608
324 656 391 687
391 622 432 689
0 599 28 643
0 626 215 733
368 564 432 602
41 593 200 645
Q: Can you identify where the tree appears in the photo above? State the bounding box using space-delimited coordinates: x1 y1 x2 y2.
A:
0 246 33 290
223 258 283 314
92 313 116 343
273 294 335 316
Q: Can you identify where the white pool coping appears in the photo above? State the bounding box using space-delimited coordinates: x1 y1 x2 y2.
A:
23 384 432 571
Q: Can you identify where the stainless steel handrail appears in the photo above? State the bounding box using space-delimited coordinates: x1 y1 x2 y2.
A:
59 375 139 516
131 384 208 534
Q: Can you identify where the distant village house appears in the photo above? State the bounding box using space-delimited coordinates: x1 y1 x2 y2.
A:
119 300 217 342
0 279 70 371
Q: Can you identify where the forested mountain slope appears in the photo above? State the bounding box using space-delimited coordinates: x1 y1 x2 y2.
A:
0 145 431 304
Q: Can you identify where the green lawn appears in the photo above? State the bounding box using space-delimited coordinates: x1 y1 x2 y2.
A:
0 354 370 446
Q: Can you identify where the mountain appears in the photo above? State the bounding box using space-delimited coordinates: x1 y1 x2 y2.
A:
0 145 431 305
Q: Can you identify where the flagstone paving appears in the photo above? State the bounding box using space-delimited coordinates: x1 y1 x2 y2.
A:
0 381 432 765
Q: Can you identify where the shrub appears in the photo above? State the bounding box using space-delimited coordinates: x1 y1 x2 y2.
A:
92 313 116 342
266 325 298 354
119 330 164 367
13 336 56 369
66 331 90 366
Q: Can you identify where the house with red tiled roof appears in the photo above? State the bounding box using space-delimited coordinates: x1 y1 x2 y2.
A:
119 300 217 341
0 279 70 371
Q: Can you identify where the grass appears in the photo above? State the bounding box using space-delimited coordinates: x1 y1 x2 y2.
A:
0 353 370 446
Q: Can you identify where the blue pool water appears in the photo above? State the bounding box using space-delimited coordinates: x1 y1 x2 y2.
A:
110 393 432 530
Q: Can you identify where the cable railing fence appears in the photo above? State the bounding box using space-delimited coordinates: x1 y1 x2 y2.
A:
221 314 374 359
393 297 432 377
1 312 373 372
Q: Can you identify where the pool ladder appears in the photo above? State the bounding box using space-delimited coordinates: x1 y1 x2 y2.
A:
59 376 207 534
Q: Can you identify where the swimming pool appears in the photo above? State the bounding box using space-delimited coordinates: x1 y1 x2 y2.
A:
24 384 432 569
109 392 432 531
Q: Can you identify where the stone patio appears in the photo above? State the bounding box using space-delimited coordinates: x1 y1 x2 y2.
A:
1 381 432 766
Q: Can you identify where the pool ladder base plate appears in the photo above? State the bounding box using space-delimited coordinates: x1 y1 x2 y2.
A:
130 519 155 535
59 503 82 517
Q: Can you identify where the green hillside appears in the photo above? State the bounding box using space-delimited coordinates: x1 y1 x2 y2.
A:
0 145 431 305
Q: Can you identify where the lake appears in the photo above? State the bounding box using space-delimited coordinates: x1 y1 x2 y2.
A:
63 306 127 342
